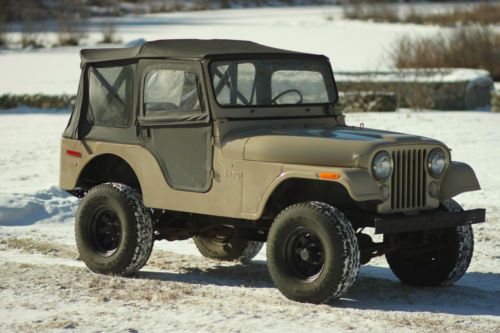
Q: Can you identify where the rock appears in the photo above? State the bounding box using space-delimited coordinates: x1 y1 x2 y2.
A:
465 76 494 110
492 90 500 113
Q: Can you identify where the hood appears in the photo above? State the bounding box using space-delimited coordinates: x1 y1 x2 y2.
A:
222 125 444 167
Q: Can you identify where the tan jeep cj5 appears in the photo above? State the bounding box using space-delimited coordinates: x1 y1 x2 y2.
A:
60 39 486 304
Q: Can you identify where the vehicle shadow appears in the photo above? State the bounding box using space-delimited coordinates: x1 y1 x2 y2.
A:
139 260 274 289
138 262 500 316
341 266 500 316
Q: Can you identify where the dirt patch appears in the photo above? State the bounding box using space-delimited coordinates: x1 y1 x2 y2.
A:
18 318 78 331
1 237 77 258
86 273 197 303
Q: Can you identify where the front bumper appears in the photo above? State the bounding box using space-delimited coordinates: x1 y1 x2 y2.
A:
374 208 486 234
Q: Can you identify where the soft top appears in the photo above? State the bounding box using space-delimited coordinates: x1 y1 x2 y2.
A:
80 39 322 64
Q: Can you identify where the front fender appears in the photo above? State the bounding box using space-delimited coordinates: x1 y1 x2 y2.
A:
245 165 383 219
337 168 383 202
440 161 481 200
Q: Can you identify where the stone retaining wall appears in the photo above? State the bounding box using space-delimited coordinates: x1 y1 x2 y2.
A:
338 91 397 112
336 69 494 111
1 69 495 113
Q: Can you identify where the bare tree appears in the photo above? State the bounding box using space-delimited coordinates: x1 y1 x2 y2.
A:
0 9 6 47
100 21 121 44
57 0 88 46
220 0 230 9
20 0 42 48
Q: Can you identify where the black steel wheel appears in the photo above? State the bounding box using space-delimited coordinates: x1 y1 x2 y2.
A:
75 183 153 276
267 202 360 304
88 207 122 256
284 227 325 282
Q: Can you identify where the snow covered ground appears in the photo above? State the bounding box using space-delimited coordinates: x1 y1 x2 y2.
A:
0 4 499 332
0 109 499 332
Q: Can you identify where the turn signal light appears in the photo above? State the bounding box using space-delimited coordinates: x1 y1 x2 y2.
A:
319 172 341 180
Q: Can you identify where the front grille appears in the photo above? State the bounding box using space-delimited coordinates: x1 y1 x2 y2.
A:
391 149 427 210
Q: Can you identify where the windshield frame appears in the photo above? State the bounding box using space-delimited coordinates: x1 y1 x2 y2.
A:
204 54 339 120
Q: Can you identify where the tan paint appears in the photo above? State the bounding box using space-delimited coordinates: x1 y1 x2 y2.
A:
216 118 445 170
241 164 383 219
372 143 448 213
61 137 380 220
60 118 481 220
440 161 481 201
242 161 283 214
61 138 246 218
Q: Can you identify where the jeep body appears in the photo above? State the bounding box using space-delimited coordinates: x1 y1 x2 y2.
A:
60 40 486 303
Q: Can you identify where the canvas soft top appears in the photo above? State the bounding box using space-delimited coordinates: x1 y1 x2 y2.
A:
80 39 323 64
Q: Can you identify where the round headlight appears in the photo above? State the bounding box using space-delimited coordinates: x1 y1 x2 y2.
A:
427 149 447 178
372 151 393 182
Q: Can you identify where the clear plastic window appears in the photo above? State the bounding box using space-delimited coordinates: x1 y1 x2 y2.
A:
87 64 133 127
210 59 335 107
271 71 329 104
144 69 200 114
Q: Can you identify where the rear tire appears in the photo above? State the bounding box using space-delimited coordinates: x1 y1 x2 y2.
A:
385 199 474 286
75 183 153 276
194 232 263 263
266 202 360 304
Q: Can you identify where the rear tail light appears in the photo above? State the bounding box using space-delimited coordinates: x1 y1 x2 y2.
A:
66 149 82 158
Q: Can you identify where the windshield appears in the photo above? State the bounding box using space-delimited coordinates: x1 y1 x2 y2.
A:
210 59 336 107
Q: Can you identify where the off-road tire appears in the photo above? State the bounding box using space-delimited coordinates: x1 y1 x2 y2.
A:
75 183 154 276
193 235 263 263
267 202 360 304
385 199 474 287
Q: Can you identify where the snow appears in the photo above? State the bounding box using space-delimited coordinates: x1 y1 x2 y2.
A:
336 68 491 83
0 5 499 332
0 6 442 95
0 109 499 332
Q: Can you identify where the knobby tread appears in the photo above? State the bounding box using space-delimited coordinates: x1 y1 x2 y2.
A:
307 202 360 301
441 199 474 286
77 183 153 276
385 198 474 287
267 201 360 303
238 241 264 263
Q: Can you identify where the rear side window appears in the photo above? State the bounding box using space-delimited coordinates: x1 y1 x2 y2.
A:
144 69 200 115
87 64 134 127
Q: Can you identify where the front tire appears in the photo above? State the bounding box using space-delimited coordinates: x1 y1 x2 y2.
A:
267 202 360 304
385 199 474 286
75 183 154 276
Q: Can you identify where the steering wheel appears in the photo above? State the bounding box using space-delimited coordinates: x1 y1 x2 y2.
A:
272 89 304 105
